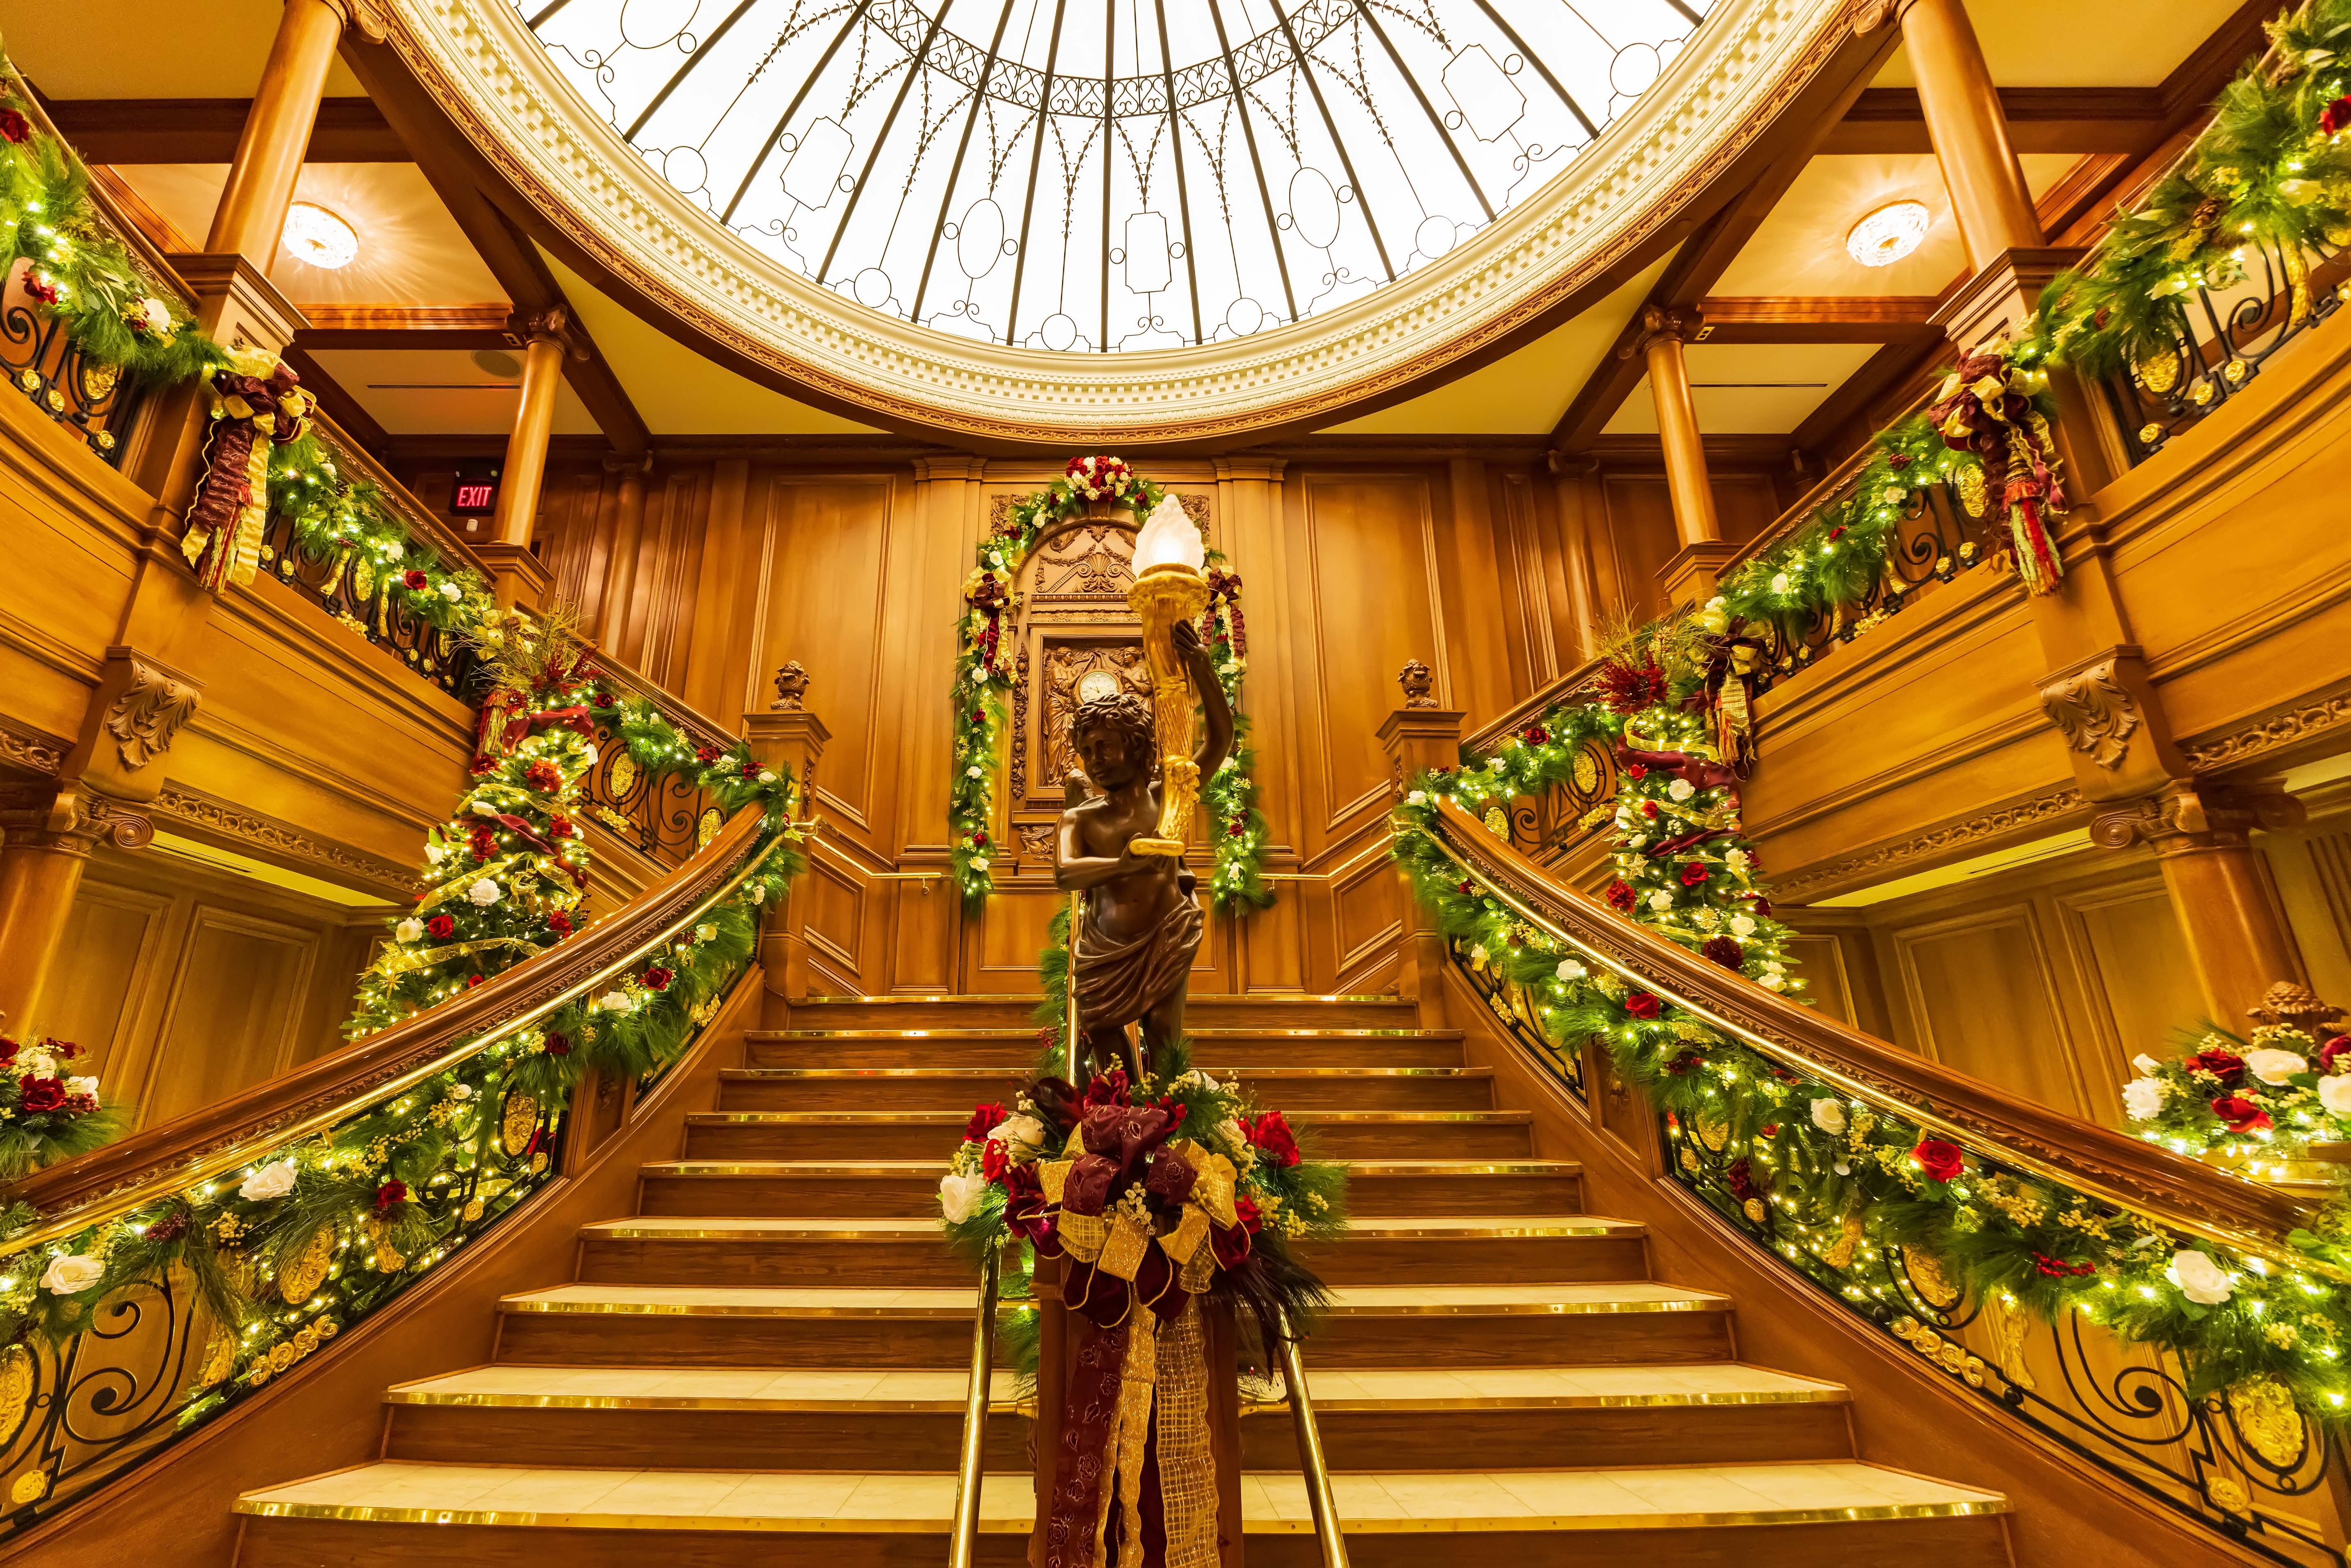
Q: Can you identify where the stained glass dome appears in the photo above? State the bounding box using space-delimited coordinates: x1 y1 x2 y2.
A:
521 0 1711 354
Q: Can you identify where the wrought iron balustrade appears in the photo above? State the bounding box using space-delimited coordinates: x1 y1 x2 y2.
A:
0 260 155 468
580 668 730 870
1419 796 2351 1568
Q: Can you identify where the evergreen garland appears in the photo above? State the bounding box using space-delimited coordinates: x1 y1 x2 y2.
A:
267 432 498 637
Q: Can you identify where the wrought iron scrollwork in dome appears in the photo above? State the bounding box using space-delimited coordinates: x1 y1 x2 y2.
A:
0 261 150 467
520 0 1710 352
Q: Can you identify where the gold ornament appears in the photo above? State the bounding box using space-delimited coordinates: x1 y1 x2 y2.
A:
608 751 638 798
2132 348 2179 396
83 361 119 400
697 808 722 847
2206 1475 2252 1515
1483 806 1509 837
1694 1111 1729 1153
1678 1146 1700 1174
1989 1298 2036 1391
1954 463 1988 519
530 1152 549 1174
196 1332 237 1389
0 1345 32 1440
1903 1247 1963 1311
502 1092 542 1157
1741 1198 1769 1224
276 1224 337 1304
462 1197 486 1224
1822 1209 1865 1270
9 1469 47 1506
1571 749 1599 794
2226 1376 2308 1469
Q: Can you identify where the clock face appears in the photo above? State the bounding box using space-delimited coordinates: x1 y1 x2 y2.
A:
1077 671 1123 705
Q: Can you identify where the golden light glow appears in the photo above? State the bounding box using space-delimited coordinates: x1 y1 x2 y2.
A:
1845 200 1929 267
282 201 360 270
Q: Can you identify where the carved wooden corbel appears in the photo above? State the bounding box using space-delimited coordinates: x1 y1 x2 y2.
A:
2039 655 2140 771
101 654 200 772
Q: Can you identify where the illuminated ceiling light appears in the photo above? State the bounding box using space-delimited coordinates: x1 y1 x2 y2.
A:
282 202 360 269
1845 200 1929 267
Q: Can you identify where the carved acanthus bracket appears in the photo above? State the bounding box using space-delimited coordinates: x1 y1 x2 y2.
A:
2090 778 2304 852
103 655 200 771
2040 655 2139 771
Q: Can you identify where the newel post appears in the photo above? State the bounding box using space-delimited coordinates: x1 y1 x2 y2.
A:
744 663 827 1022
1379 661 1463 1032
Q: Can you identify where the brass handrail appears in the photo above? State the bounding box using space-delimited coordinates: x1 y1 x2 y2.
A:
1275 1305 1349 1568
947 1246 1000 1568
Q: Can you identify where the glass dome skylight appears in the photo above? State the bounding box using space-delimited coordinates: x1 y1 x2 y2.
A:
521 0 1709 353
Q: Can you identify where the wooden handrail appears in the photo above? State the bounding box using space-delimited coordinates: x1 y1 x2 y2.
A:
1429 796 2319 1255
5 804 772 1250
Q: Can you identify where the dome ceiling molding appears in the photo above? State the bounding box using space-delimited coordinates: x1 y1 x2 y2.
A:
379 0 1872 442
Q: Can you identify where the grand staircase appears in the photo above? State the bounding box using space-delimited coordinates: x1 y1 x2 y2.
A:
228 993 2015 1566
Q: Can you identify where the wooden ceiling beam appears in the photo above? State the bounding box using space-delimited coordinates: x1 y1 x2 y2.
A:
1691 296 1942 344
1827 87 2168 157
294 303 517 350
37 97 403 164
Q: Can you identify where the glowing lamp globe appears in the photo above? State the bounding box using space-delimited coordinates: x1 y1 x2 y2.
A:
283 202 360 270
1845 200 1928 268
1132 495 1204 576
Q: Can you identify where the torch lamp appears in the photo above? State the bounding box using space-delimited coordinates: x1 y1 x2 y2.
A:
1125 495 1210 857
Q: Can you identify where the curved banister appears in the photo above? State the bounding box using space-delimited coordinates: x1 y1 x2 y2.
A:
2 803 771 1257
1428 795 2321 1263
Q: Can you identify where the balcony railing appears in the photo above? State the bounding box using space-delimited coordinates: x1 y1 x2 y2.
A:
0 805 788 1541
583 666 730 869
1412 795 2351 1567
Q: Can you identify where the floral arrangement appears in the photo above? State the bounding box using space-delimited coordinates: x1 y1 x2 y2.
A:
949 457 1273 910
0 1034 115 1182
2125 987 2351 1158
0 66 224 390
937 1037 1349 1376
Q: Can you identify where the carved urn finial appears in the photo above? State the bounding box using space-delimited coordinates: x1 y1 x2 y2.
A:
2247 981 2344 1034
771 661 810 712
1398 659 1436 710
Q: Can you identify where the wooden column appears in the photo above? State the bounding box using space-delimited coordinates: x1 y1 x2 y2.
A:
481 309 578 611
206 0 353 261
1378 672 1462 1031
0 789 148 1032
1627 307 1736 609
1900 0 2041 269
744 664 827 1026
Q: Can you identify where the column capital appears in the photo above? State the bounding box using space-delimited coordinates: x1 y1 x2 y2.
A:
318 0 392 40
911 455 988 483
1213 456 1288 484
2090 777 2303 853
1618 305 1692 360
0 784 152 855
506 306 590 360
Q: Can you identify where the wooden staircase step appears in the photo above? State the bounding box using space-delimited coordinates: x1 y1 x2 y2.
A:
233 1461 2008 1568
714 1065 1498 1112
745 1029 1468 1070
787 994 1419 1029
1306 1283 1736 1367
680 1109 1535 1161
493 1284 1000 1367
633 1158 1588 1219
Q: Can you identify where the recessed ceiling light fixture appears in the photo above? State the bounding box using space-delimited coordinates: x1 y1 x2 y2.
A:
1846 200 1929 267
282 201 360 269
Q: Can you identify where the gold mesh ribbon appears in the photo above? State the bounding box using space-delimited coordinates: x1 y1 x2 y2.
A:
1098 1212 1151 1282
1175 1140 1238 1227
1154 1299 1220 1568
1099 1307 1160 1568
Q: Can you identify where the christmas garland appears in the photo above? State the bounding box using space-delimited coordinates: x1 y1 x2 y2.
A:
0 1033 116 1183
950 456 1274 911
1396 638 2351 1428
0 65 224 390
2033 0 2351 376
2125 987 2351 1161
267 432 500 637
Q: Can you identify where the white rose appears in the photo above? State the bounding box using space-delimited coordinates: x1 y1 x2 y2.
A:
1667 778 1695 802
449 1083 474 1101
758 770 777 784
2319 1076 2351 1120
126 295 172 336
597 990 634 1013
441 582 463 602
467 878 501 906
967 766 984 778
939 1171 989 1224
425 844 445 865
1770 572 1791 594
695 924 718 943
2123 1077 2167 1122
18 1052 54 1080
470 801 499 817
580 744 598 765
39 1254 103 1295
1647 890 1675 913
1725 849 1752 872
1470 944 1489 966
241 1158 299 1201
1556 958 1586 981
2132 1054 2164 1076
65 1076 98 1100
1406 790 1428 806
751 885 766 905
997 1113 1046 1154
396 917 424 944
1761 974 1786 991
2246 1048 2308 1086
1810 1099 1846 1135
2166 1249 2234 1306
970 856 990 872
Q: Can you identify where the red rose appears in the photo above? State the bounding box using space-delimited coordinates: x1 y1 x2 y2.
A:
1726 1156 1760 1201
0 1040 18 1067
641 965 674 991
426 914 456 939
1827 525 1847 541
739 762 759 779
593 690 617 708
548 909 574 938
17 1077 63 1113
971 830 988 849
2324 95 2351 137
549 815 576 839
1640 801 1660 820
1210 1195 1262 1269
0 109 28 144
468 756 496 776
1457 879 1475 897
524 761 563 792
1679 861 1710 888
1624 992 1661 1020
1759 1123 1779 1138
23 275 57 306
1700 935 1743 971
970 709 985 725
981 1139 1012 1182
964 1101 1007 1143
1228 821 1245 836
2185 1048 2246 1088
469 825 497 861
1912 1139 1964 1183
1605 881 1638 913
545 1031 572 1056
1246 1111 1301 1168
2322 1034 2351 1074
45 1038 78 1061
2211 1095 2273 1133
375 1179 409 1211
696 745 721 764
465 974 483 989
403 569 429 591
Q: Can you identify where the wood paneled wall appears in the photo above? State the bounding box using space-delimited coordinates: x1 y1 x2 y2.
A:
40 845 381 1131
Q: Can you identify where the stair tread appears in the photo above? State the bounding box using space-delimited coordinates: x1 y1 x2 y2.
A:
387 1361 1845 1411
235 1459 2001 1530
686 1108 1531 1123
720 1065 1492 1078
751 1028 1463 1040
640 1157 1582 1175
499 1281 1718 1317
582 1214 1640 1239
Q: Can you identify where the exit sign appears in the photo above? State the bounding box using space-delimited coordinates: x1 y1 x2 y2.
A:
451 462 501 518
